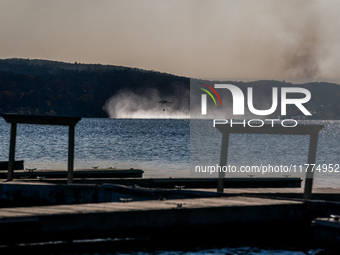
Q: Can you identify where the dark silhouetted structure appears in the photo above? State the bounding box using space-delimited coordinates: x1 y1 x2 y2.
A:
215 123 324 199
2 114 81 184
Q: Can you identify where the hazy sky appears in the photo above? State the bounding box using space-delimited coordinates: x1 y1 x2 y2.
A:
1 0 340 79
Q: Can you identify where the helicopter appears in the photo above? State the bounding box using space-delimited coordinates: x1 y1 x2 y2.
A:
158 99 175 104
158 98 175 111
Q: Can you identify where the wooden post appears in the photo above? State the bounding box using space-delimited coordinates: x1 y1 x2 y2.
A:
67 125 75 184
7 123 17 181
303 132 319 200
217 132 230 193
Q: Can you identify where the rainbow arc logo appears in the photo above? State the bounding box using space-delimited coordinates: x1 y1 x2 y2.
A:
198 82 222 115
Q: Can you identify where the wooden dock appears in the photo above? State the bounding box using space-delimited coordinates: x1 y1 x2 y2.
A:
9 176 302 188
0 195 307 246
0 160 24 170
0 169 144 179
77 177 302 188
1 180 340 249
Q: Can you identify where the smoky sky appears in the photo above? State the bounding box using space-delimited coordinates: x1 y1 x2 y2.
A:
1 0 340 79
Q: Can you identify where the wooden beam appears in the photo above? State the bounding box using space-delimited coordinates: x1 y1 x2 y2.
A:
67 125 75 184
7 123 17 181
2 114 81 126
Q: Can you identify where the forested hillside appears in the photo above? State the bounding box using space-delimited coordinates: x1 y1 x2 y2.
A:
0 59 189 117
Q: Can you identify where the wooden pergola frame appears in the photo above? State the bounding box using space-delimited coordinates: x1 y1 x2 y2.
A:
215 123 324 199
2 114 81 184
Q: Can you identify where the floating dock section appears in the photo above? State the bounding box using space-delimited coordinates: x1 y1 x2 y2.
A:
0 196 307 246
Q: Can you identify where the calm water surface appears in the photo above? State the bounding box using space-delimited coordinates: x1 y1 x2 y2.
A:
0 118 190 178
0 118 340 187
190 119 340 188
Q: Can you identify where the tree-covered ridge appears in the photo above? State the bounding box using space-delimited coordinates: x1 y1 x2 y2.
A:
0 59 190 117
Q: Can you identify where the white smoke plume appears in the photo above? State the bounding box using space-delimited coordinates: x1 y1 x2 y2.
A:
103 88 189 119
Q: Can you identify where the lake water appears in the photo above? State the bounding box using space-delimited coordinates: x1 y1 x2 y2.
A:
190 119 340 188
0 118 340 187
0 118 190 178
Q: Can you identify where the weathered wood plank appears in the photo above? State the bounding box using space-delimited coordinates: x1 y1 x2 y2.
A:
2 114 81 126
